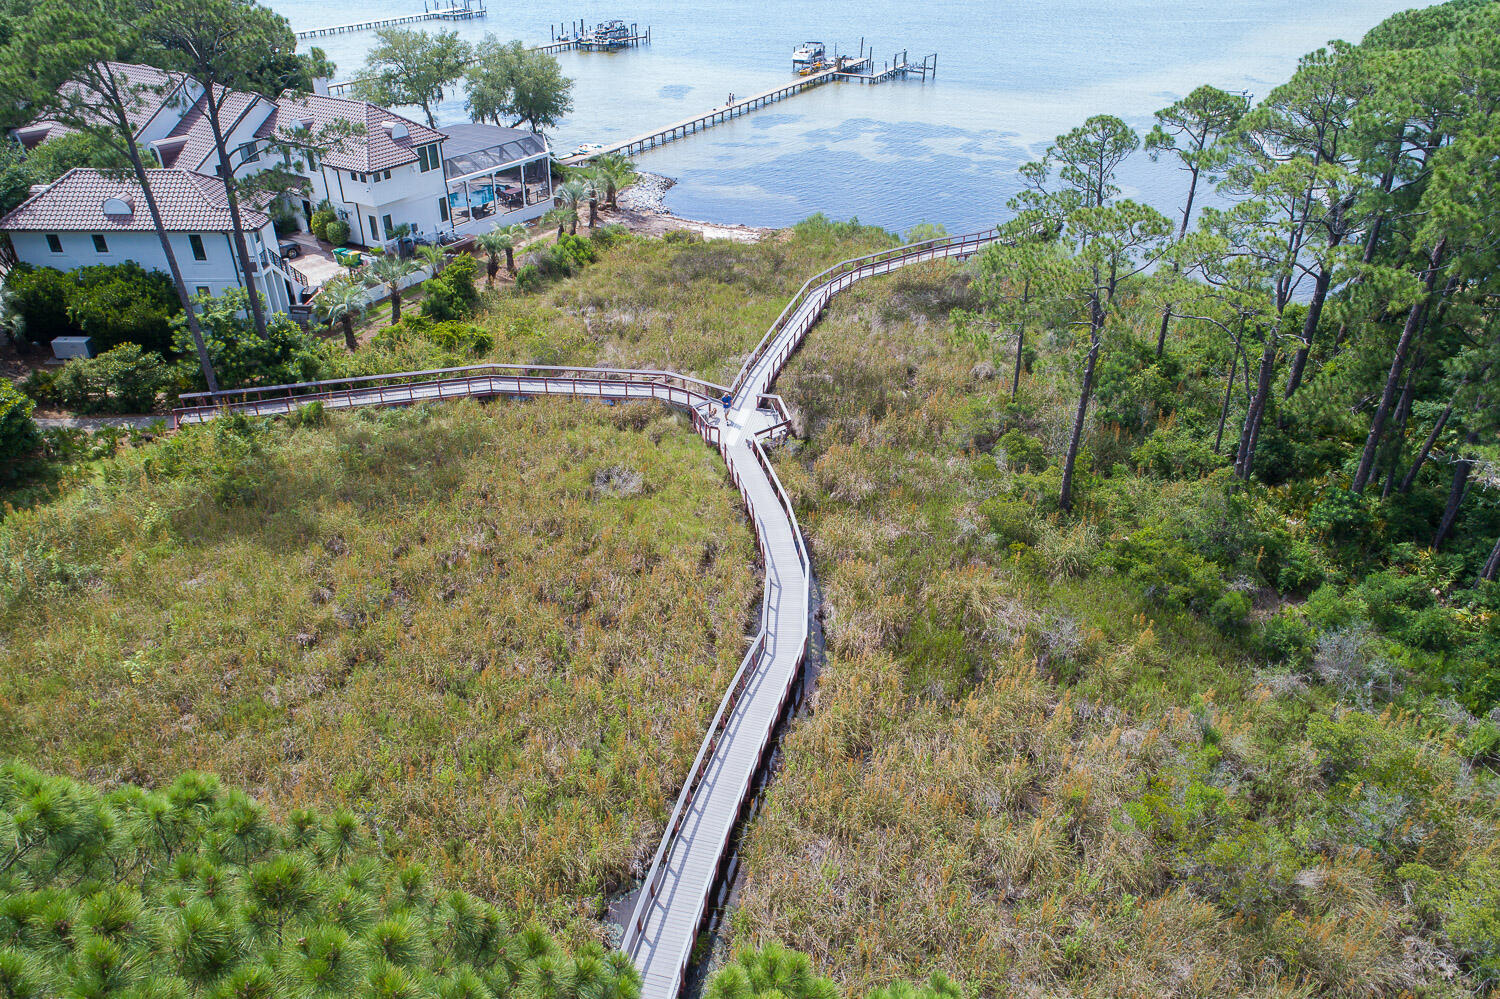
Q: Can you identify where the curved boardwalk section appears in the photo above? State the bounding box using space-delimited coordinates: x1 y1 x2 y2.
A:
170 229 1002 999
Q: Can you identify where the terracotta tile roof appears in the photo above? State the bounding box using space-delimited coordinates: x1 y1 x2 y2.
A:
15 62 183 148
271 92 446 172
157 87 272 172
0 168 270 233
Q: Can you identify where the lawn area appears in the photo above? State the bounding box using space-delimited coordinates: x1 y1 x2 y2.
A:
0 398 757 943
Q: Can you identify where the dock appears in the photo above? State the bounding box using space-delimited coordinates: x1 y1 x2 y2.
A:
324 23 651 97
542 18 652 52
838 50 937 83
295 0 485 39
558 58 874 165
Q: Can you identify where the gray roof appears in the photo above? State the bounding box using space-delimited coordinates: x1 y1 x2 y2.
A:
441 123 547 179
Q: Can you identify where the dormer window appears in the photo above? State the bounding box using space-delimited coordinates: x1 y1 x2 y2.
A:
238 141 260 164
382 121 408 141
102 195 134 217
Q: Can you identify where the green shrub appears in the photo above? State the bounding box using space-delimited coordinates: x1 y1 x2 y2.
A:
420 253 480 321
1257 608 1315 666
309 201 336 240
1108 525 1227 612
1132 425 1227 478
66 262 178 354
1308 487 1376 547
0 378 41 478
980 495 1038 546
5 262 179 354
589 222 630 249
5 264 75 343
996 428 1048 472
172 288 328 390
325 218 350 246
515 264 542 292
663 228 703 245
50 343 169 413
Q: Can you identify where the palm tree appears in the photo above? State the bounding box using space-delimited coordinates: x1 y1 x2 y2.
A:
542 206 577 239
591 154 638 209
552 181 588 235
581 171 602 229
315 280 366 351
475 227 525 285
415 244 448 277
365 256 420 325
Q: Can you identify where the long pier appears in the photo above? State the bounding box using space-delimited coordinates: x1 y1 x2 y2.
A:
295 1 485 39
558 59 874 165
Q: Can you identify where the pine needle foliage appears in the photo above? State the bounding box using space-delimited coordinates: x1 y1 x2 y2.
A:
0 761 642 999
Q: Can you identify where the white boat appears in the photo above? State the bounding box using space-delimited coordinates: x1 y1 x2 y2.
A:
792 41 826 74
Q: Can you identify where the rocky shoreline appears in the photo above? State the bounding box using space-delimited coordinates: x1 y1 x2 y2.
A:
617 171 676 215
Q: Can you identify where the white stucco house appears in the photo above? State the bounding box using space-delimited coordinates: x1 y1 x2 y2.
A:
3 63 557 316
1 167 296 315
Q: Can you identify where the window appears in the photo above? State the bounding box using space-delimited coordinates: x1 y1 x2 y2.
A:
351 171 360 182
189 233 207 261
92 234 108 253
382 170 391 181
381 214 394 239
367 215 378 241
417 144 440 172
238 142 259 164
195 286 211 298
304 151 317 171
438 196 449 222
45 234 62 253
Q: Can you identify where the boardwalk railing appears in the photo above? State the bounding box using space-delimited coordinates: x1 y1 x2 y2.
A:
172 363 732 428
619 431 812 985
732 228 1001 398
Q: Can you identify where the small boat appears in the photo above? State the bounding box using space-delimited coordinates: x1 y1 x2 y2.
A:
792 40 826 74
568 142 605 158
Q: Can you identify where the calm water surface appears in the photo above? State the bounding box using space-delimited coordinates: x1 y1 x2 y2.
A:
267 0 1434 232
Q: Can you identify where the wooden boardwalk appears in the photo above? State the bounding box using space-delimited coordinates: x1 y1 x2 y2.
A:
170 228 1003 999
295 3 485 39
557 59 872 166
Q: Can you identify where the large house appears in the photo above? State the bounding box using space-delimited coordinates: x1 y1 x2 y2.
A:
2 167 295 314
2 63 555 317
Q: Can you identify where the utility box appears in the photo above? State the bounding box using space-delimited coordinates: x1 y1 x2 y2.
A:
51 336 94 361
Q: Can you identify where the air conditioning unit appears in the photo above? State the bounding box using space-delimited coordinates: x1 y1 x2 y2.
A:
51 336 94 361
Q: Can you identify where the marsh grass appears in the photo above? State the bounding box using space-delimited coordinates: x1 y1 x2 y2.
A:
731 264 1500 997
0 399 756 942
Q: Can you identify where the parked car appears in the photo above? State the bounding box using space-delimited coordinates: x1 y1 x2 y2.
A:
278 240 302 260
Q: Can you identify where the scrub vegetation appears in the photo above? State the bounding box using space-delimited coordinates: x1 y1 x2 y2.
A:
0 401 758 943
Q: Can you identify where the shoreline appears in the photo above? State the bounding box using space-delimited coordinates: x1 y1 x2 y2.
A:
613 171 773 244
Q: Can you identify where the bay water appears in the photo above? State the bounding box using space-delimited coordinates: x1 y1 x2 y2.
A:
266 0 1434 232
